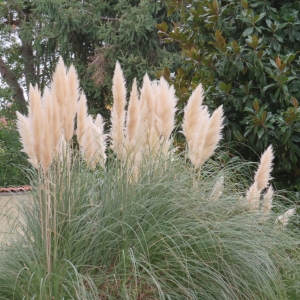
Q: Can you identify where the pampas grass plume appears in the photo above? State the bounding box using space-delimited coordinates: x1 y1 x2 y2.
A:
111 61 126 158
140 74 155 130
262 186 273 215
254 145 274 191
182 84 204 144
210 175 224 201
16 112 38 168
52 57 68 136
29 84 43 163
188 106 210 168
49 89 61 153
201 105 224 165
246 182 260 211
77 93 88 145
126 78 140 142
65 64 79 142
275 208 295 227
41 87 53 173
83 116 96 169
155 77 177 140
92 114 107 168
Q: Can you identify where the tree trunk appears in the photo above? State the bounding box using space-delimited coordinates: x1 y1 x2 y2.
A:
0 56 27 112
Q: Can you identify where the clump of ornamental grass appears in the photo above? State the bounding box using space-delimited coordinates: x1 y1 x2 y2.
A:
0 58 299 299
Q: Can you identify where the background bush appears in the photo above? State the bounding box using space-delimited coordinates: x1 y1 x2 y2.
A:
158 0 300 191
0 114 29 187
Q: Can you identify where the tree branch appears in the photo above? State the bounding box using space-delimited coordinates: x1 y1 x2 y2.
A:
82 10 118 21
100 16 118 21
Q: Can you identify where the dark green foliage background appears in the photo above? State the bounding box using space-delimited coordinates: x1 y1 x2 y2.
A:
0 0 181 117
0 0 181 186
158 0 300 191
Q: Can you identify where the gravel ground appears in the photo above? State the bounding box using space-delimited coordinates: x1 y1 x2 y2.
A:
0 193 32 245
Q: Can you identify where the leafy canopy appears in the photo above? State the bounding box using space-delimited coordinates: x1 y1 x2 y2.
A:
158 0 300 190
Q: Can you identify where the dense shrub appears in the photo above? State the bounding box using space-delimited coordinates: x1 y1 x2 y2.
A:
1 57 298 299
1 150 300 299
158 0 300 191
0 123 29 187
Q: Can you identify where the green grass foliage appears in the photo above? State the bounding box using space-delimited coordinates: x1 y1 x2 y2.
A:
0 150 299 299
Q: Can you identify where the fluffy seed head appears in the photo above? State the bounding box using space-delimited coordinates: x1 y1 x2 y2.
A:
28 84 43 163
246 182 260 211
188 106 210 168
41 87 53 173
16 112 38 168
276 208 295 227
254 145 274 191
126 78 140 142
52 57 68 135
262 186 273 215
140 74 155 129
183 84 204 143
65 64 79 142
77 93 88 145
200 105 224 165
155 77 177 140
111 61 126 158
92 114 107 168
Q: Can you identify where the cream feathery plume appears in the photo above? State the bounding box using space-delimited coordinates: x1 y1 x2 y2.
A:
140 74 155 130
210 175 224 201
58 134 67 163
135 99 148 149
155 77 177 140
65 64 79 143
262 186 273 215
200 105 224 166
41 87 53 173
275 208 295 227
246 182 261 211
94 114 105 138
52 56 68 139
92 114 107 168
77 93 88 145
28 84 43 163
182 84 204 144
111 61 126 158
82 115 96 169
16 112 38 168
246 145 274 210
49 88 61 154
126 78 140 142
188 106 210 168
254 145 274 191
148 125 160 152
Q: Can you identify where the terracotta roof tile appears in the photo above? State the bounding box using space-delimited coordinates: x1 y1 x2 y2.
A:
0 186 32 193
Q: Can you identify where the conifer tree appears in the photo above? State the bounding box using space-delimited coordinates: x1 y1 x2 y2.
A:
0 0 180 115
